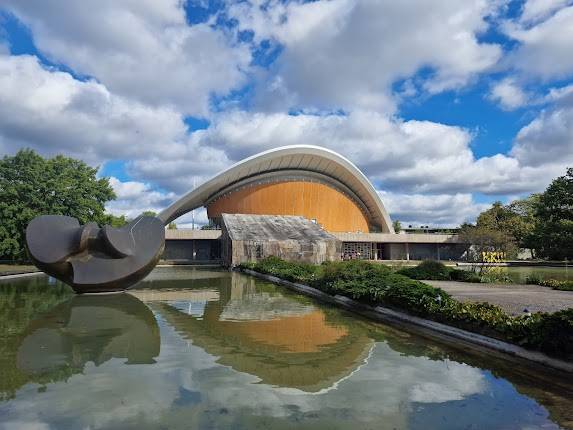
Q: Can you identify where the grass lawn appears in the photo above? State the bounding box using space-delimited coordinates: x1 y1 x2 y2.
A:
0 264 38 276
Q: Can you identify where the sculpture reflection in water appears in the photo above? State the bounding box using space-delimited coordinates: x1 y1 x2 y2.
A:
1 291 160 400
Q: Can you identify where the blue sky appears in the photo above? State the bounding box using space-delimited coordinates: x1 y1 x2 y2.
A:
0 0 572 227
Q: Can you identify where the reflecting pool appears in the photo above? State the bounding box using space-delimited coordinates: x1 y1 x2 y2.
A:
505 266 572 282
1 268 572 429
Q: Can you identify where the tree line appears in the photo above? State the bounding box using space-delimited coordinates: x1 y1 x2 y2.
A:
459 167 573 261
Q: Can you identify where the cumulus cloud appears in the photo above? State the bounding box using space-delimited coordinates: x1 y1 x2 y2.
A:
504 4 573 80
0 53 188 163
488 78 530 110
1 1 570 226
2 0 251 116
184 110 556 196
105 177 177 219
379 192 491 227
229 0 502 112
0 50 562 224
511 90 573 168
518 0 573 24
127 139 232 195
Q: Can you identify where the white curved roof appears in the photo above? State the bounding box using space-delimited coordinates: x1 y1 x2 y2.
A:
159 145 394 233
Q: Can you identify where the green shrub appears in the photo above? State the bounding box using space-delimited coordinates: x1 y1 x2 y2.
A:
526 309 573 356
540 279 573 291
239 256 319 284
479 267 513 283
449 269 482 282
525 274 543 285
399 261 515 284
244 258 573 359
397 260 451 280
525 275 573 291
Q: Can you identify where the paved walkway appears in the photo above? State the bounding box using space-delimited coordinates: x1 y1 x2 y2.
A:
425 280 573 315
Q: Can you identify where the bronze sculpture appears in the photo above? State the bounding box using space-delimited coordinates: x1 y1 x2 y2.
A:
26 214 165 294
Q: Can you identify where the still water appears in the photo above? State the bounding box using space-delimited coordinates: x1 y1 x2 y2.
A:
505 266 572 283
1 267 572 429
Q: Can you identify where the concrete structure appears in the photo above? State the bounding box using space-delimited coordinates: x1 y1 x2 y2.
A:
159 145 467 265
220 213 340 266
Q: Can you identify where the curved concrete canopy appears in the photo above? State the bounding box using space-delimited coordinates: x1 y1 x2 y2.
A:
159 145 394 233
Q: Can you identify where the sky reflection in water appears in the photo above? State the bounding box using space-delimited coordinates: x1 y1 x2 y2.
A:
0 267 571 430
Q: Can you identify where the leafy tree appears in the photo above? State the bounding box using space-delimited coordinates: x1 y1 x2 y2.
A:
506 195 539 251
0 149 115 261
458 222 518 261
532 168 573 260
141 210 157 217
471 196 539 257
167 222 177 230
102 214 128 228
392 220 402 233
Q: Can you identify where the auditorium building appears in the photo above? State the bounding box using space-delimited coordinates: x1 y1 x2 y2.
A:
160 145 465 266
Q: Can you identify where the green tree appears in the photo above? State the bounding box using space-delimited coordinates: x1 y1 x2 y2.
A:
392 220 402 233
472 197 539 256
141 210 157 217
506 195 539 253
0 149 116 261
102 214 128 228
532 168 573 260
167 222 177 230
458 222 518 261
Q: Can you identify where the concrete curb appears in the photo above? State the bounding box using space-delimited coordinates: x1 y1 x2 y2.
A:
241 268 573 373
0 271 42 280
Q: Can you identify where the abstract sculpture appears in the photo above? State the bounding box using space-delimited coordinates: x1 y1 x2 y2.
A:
26 214 165 294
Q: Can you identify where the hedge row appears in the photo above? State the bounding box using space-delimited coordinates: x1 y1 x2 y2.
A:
397 260 482 282
241 257 573 360
526 276 573 291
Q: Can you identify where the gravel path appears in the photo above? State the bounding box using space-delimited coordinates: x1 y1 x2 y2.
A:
424 280 573 315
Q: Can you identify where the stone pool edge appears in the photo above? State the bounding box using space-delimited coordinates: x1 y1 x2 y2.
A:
0 271 41 280
240 268 573 374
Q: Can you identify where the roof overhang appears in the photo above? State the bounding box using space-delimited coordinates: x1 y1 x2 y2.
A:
159 145 394 233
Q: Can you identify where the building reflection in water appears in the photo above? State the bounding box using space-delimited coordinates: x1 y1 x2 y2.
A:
137 271 375 393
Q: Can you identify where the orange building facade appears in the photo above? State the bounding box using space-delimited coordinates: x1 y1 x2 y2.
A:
206 180 371 233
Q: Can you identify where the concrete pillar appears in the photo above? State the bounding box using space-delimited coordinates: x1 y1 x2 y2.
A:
405 243 410 261
437 243 441 261
373 243 378 260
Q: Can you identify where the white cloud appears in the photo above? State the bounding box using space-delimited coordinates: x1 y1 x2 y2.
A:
2 0 251 116
512 91 573 167
542 83 573 103
188 110 556 196
0 50 563 225
105 177 176 219
380 192 491 227
127 139 232 195
101 104 571 225
518 0 573 24
229 0 502 112
504 5 573 80
488 77 530 110
0 53 188 163
1 0 570 227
